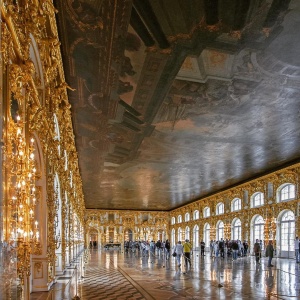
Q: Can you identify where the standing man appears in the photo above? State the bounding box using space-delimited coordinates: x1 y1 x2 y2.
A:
254 239 261 264
200 240 206 256
232 240 239 261
165 239 171 260
183 239 192 269
265 240 274 267
295 236 300 263
219 238 225 258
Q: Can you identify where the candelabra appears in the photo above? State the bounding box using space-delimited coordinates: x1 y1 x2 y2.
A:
7 115 41 284
271 217 277 247
210 226 216 240
264 215 276 249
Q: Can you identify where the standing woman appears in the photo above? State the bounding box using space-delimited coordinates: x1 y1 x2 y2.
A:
174 241 184 267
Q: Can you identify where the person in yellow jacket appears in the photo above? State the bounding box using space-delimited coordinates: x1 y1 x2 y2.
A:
183 239 192 269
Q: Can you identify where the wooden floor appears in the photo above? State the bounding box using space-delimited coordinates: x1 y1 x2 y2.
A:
27 248 300 299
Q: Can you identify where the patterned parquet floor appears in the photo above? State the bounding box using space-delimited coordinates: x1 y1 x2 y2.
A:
24 248 300 299
79 262 145 300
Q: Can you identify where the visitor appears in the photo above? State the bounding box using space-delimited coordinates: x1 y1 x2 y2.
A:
183 239 192 269
232 240 239 260
173 241 183 267
265 240 274 267
200 240 205 256
165 239 171 259
253 239 261 264
219 238 225 258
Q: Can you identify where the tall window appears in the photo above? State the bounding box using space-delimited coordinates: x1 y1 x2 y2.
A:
185 226 190 240
53 114 61 156
204 207 210 218
171 229 175 246
193 210 199 220
280 210 295 252
171 217 175 225
185 213 190 222
253 215 264 246
217 221 224 240
178 227 182 241
251 192 264 208
204 223 210 246
231 198 241 212
64 150 68 171
279 184 296 202
193 225 199 249
232 218 241 240
216 203 224 215
177 215 182 223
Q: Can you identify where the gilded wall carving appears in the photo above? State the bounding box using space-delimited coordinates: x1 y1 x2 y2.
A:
85 210 169 244
170 163 300 250
1 0 85 295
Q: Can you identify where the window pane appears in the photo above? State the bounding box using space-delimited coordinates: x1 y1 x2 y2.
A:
281 184 296 201
193 226 199 248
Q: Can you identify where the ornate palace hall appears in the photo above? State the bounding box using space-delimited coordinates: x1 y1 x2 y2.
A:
1 0 300 299
29 249 300 300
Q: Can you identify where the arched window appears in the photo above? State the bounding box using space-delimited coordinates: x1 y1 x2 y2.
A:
204 223 210 246
278 184 296 202
171 229 175 246
193 225 199 249
193 210 199 220
70 170 73 188
185 226 190 240
64 150 68 171
252 215 264 248
251 192 264 208
178 227 182 241
217 221 224 240
185 213 190 222
171 217 176 225
177 215 182 223
204 207 210 218
279 210 295 255
231 198 241 212
232 218 241 240
216 203 224 215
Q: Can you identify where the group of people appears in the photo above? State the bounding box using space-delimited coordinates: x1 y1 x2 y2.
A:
253 239 275 267
124 239 171 258
173 239 193 268
89 240 98 248
208 239 249 259
121 237 300 269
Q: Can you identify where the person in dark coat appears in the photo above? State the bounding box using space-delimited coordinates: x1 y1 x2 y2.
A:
253 239 261 264
265 240 274 267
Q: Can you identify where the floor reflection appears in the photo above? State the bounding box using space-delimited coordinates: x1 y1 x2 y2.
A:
24 249 300 299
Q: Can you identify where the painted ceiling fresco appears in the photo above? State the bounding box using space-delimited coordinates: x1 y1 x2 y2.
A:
55 0 300 210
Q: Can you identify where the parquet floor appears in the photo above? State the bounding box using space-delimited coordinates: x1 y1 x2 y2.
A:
27 248 300 300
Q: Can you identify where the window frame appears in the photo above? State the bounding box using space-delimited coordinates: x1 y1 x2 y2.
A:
216 202 224 215
203 207 210 218
251 192 264 208
279 184 296 202
231 198 241 212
